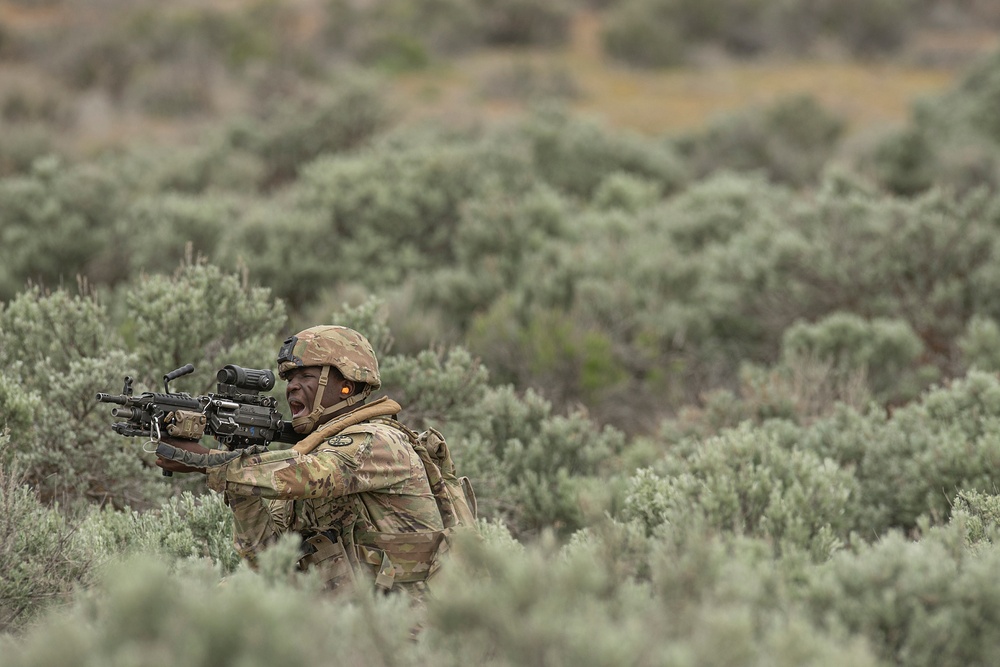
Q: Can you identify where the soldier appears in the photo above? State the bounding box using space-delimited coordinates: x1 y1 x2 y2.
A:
155 325 466 594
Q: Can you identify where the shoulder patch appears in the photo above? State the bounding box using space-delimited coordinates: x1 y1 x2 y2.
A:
325 434 354 447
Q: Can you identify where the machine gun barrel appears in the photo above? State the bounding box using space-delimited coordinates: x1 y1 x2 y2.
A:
95 392 128 405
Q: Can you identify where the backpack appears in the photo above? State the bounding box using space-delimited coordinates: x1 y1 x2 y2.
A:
294 400 478 532
410 426 478 530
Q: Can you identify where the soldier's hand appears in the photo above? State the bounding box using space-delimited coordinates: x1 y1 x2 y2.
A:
155 436 210 475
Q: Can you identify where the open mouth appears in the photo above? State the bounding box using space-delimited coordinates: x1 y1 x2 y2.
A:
288 400 307 419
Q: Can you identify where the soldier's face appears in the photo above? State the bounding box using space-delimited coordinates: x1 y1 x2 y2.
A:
285 367 319 419
285 366 350 419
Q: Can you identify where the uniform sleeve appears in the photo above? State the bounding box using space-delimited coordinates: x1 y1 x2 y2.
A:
222 493 291 562
205 430 416 500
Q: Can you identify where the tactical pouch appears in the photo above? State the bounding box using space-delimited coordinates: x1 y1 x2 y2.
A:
298 531 357 591
165 410 207 440
410 427 478 530
354 530 451 593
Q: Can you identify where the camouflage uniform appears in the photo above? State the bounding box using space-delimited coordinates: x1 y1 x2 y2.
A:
201 326 451 594
150 326 471 592
205 406 445 592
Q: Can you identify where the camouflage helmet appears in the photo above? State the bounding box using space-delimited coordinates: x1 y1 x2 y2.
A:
277 325 381 389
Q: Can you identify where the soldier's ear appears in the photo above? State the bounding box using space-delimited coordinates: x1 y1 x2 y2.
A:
341 382 353 395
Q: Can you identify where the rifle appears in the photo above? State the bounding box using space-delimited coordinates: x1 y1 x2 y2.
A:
97 363 302 476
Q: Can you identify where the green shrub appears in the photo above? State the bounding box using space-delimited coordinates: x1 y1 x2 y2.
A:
655 370 1000 541
662 171 791 251
602 0 685 68
448 170 1000 428
0 438 91 633
0 84 70 126
451 385 627 536
322 0 571 62
474 0 574 46
1 554 423 667
823 0 916 57
225 73 392 187
295 132 536 284
801 524 1000 667
720 179 1000 372
412 183 570 332
126 61 215 117
466 173 792 424
428 526 879 667
590 172 663 212
0 287 155 506
602 0 761 66
601 0 776 66
0 157 126 299
86 139 263 196
603 0 917 65
679 95 846 187
952 490 1000 547
323 0 479 62
780 312 928 404
0 124 56 178
866 50 1000 195
122 261 287 394
359 32 431 72
802 371 1000 533
469 303 632 410
212 198 330 311
621 421 859 559
45 2 308 99
870 126 937 196
77 492 239 572
959 315 1000 372
721 354 872 427
951 49 1000 145
47 19 138 97
477 61 581 102
113 193 240 276
383 346 491 427
510 106 686 198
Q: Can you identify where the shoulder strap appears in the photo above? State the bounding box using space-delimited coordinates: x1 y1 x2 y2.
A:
291 397 401 456
365 419 478 530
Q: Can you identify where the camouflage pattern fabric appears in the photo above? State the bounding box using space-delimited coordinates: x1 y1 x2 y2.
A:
204 400 443 592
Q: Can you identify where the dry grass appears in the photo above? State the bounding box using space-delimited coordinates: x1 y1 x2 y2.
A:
0 2 997 148
393 11 984 138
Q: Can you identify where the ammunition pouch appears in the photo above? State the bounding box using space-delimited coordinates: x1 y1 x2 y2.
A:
298 530 357 591
298 529 452 594
355 530 451 593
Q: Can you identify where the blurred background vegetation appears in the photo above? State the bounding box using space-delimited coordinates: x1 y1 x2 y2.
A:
5 0 1000 664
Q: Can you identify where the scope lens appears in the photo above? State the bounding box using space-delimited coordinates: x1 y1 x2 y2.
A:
218 365 275 391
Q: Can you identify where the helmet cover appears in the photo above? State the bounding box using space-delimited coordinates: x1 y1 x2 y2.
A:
277 325 380 389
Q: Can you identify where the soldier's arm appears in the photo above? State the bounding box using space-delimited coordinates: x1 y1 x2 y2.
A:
225 493 291 562
205 429 416 500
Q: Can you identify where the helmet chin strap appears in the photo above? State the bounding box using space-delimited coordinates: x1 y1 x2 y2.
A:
291 365 372 434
